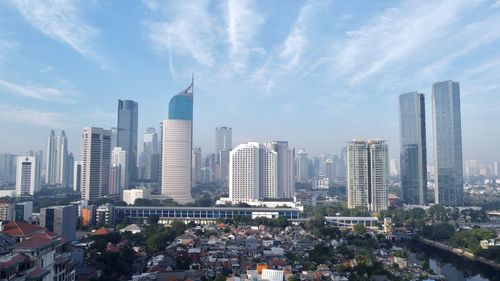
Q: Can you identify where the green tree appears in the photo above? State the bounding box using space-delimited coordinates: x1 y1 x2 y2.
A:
353 223 367 236
214 273 226 281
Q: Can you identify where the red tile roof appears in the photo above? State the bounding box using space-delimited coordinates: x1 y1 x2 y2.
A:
92 227 113 236
12 235 55 249
1 222 45 238
0 253 28 269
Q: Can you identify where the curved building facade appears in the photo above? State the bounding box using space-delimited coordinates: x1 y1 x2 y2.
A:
162 79 194 204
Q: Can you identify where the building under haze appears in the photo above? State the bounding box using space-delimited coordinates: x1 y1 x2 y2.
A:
73 160 82 192
142 127 159 181
192 146 202 186
15 156 40 196
0 154 17 181
295 149 309 183
40 205 77 241
45 130 57 184
432 80 464 206
162 79 194 204
268 141 295 199
229 142 277 202
117 99 138 181
215 127 232 183
347 140 388 212
111 147 128 195
399 92 427 205
81 127 111 201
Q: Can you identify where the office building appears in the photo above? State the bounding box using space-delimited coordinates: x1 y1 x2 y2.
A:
0 202 15 221
219 150 231 184
215 127 232 183
73 161 83 192
162 79 194 204
200 167 213 184
123 188 151 205
399 92 427 205
325 159 335 184
215 127 232 157
111 147 128 195
192 146 202 186
56 130 69 185
432 80 464 206
81 127 111 201
45 130 57 184
15 156 40 196
15 201 33 222
347 140 389 212
117 99 138 181
295 149 309 183
40 205 77 241
268 141 295 199
229 142 277 202
142 127 159 181
0 154 17 181
494 161 499 176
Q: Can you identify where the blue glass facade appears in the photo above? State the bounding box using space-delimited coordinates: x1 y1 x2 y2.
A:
168 83 193 120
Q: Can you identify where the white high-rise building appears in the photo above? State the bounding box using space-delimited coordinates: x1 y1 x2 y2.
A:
229 142 277 202
73 161 83 192
494 161 499 177
81 127 111 201
46 130 57 184
268 141 295 199
347 140 389 212
390 159 398 176
56 130 69 185
192 146 202 186
16 156 40 196
162 79 194 204
111 147 128 195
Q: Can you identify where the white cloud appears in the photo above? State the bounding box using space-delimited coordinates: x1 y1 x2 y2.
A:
0 79 77 104
0 105 74 128
8 0 103 65
224 0 264 72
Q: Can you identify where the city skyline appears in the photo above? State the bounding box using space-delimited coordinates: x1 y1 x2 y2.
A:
0 1 500 163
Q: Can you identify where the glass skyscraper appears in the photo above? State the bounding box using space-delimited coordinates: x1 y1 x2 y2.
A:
117 100 138 182
399 92 427 205
432 80 464 206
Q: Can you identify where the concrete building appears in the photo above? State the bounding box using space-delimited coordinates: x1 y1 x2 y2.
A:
0 202 15 221
192 146 202 186
324 159 335 184
45 130 57 184
347 140 389 212
56 130 70 186
229 142 277 202
399 92 427 205
432 80 464 206
40 205 77 241
15 156 40 196
73 161 83 192
162 79 194 204
268 141 295 199
81 127 111 201
117 100 138 181
123 188 151 205
200 167 213 184
0 153 17 181
15 201 33 222
295 149 309 183
142 127 159 181
494 161 499 177
219 150 231 184
215 127 232 183
111 147 128 196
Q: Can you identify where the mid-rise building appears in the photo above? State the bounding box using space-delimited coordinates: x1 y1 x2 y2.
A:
347 140 389 212
111 147 128 195
268 141 295 199
40 205 77 241
399 92 427 205
15 156 40 196
15 201 33 222
117 99 138 181
81 127 111 201
229 142 277 202
432 80 464 206
0 202 15 221
123 188 151 205
162 79 194 204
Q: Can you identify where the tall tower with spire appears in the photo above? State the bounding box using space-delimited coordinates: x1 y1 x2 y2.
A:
161 77 194 204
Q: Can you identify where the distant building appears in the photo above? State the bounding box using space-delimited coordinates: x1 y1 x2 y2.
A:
494 161 499 177
295 149 309 183
73 161 83 192
15 201 33 222
15 156 40 196
0 202 15 221
215 127 232 183
162 79 194 204
200 167 213 184
111 147 128 195
117 99 139 181
192 146 202 186
432 80 464 206
81 127 111 201
313 178 329 190
142 127 159 181
46 130 57 184
0 153 17 181
123 189 151 205
268 141 295 199
347 140 389 212
40 205 77 241
229 142 277 202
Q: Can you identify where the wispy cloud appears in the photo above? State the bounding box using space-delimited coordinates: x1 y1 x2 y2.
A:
8 0 104 65
224 0 264 72
0 79 77 104
0 104 74 128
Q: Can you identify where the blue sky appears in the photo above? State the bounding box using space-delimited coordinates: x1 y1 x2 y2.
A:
0 0 500 163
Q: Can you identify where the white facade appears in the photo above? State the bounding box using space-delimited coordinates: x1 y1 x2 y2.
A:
16 156 40 196
81 127 111 201
56 130 69 185
45 130 57 184
229 142 277 202
268 141 295 199
111 147 128 195
261 269 284 281
347 140 388 212
73 161 83 192
162 119 193 204
123 188 150 205
313 178 329 189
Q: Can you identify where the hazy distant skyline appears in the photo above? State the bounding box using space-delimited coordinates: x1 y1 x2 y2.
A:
0 1 499 163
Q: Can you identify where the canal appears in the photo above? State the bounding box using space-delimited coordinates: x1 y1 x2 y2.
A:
403 242 500 281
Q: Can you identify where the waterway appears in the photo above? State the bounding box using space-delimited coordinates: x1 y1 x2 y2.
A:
403 242 500 281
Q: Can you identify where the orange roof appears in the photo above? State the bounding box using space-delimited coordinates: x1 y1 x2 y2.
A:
92 227 113 236
1 222 46 238
12 235 55 249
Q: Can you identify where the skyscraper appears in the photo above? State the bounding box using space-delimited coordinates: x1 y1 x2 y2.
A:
73 161 83 192
215 127 232 183
0 154 17 181
268 141 295 199
111 147 128 195
399 92 427 205
117 100 138 181
325 159 335 184
162 79 194 204
229 142 277 202
142 127 159 181
16 156 40 196
494 161 499 177
295 149 309 183
347 140 388 212
56 130 69 186
45 130 57 184
192 146 202 186
81 127 111 201
432 80 464 206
